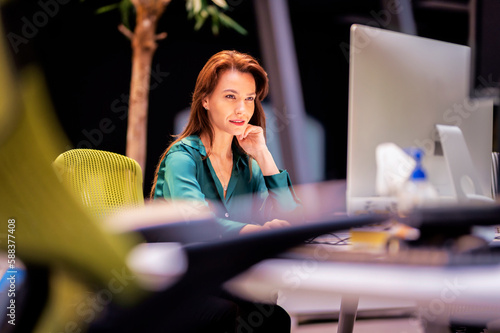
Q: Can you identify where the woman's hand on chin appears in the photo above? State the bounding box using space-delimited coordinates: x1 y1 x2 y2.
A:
236 125 267 157
236 124 280 175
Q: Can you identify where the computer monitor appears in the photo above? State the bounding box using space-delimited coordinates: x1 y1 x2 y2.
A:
346 24 494 215
469 0 500 102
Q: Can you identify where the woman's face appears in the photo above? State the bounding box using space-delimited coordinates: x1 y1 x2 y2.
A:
203 70 256 137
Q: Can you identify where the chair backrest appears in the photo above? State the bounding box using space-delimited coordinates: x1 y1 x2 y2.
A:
53 149 145 219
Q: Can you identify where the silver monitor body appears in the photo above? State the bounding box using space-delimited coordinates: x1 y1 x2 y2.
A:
346 24 493 214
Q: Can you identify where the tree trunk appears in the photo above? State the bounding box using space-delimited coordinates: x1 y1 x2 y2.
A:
126 0 170 175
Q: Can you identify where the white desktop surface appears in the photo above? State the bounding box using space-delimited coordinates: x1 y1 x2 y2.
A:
226 256 500 326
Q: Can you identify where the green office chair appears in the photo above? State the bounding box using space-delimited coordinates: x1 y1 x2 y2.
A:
53 149 145 219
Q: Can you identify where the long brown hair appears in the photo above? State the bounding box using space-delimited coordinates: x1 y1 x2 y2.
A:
149 50 269 199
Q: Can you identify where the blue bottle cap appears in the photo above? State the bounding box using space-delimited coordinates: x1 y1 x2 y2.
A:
405 148 427 181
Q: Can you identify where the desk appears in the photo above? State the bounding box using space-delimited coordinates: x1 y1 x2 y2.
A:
221 180 500 332
226 252 500 332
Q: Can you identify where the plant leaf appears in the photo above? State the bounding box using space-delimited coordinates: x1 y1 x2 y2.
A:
186 0 193 12
193 0 203 13
218 12 248 35
211 0 228 9
187 0 247 36
193 10 208 31
95 3 121 15
211 13 220 35
119 0 134 29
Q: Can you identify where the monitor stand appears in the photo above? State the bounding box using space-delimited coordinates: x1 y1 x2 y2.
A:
346 124 494 215
436 124 494 204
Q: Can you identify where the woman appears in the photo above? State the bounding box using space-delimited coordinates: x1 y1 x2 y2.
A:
149 50 301 333
150 50 301 238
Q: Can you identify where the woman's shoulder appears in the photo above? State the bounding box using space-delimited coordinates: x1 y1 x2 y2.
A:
168 135 206 157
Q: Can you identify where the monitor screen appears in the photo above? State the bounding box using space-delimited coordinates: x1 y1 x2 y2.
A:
469 0 500 101
346 24 493 214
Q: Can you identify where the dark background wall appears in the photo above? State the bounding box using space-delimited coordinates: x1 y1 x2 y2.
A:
1 0 472 195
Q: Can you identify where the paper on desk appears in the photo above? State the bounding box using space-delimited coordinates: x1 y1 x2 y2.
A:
375 143 415 197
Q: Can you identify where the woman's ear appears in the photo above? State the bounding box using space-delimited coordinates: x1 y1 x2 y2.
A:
202 97 209 110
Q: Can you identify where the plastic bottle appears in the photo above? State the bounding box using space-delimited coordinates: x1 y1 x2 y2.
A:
397 148 438 215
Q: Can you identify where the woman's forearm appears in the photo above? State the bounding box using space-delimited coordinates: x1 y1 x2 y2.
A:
252 148 279 176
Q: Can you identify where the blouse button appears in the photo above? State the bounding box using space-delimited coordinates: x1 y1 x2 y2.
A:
225 213 229 218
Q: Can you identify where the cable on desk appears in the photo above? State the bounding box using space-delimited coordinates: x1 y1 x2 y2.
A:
304 233 350 246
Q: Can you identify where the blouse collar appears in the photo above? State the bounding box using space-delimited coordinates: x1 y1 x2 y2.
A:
181 135 248 171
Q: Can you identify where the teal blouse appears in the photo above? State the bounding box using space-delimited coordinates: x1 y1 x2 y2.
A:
153 135 301 238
